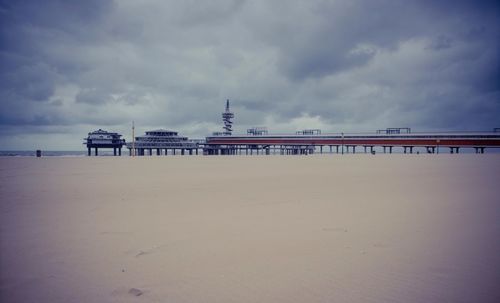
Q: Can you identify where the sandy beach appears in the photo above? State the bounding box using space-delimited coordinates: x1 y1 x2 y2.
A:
1 154 499 303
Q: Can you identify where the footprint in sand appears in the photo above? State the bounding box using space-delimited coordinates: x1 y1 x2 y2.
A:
128 288 143 296
112 287 144 297
134 244 169 258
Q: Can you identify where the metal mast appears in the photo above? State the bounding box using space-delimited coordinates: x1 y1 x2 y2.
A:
132 121 135 157
222 99 234 135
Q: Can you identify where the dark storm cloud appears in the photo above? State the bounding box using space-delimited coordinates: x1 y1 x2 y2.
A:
250 0 497 81
0 0 115 129
0 0 498 149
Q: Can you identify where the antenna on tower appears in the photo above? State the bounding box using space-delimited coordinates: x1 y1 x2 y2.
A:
132 121 135 157
222 99 234 135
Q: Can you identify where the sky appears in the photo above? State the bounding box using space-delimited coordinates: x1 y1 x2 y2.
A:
0 0 499 150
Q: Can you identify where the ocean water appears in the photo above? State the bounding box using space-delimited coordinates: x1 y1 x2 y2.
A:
0 150 126 157
1 147 496 157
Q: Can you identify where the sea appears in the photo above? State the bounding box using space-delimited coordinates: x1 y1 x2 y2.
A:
0 148 495 157
0 151 126 157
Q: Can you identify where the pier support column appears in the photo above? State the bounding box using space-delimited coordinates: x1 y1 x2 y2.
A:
129 149 132 156
88 147 91 156
95 148 98 156
403 146 413 154
320 146 323 154
370 146 374 154
156 149 160 156
113 148 117 156
119 148 122 156
389 146 393 154
336 146 339 154
181 149 185 155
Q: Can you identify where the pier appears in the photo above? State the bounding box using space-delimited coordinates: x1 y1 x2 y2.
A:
203 130 500 155
84 129 125 156
126 129 201 156
85 103 499 157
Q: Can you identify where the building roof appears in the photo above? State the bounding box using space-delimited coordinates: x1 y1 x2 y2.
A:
146 129 178 133
88 129 122 136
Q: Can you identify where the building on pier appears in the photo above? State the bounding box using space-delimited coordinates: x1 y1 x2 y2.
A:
84 129 125 156
296 129 321 135
247 127 268 136
377 127 411 134
126 129 200 156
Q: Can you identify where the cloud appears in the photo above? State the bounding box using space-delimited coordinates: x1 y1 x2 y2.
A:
0 0 498 149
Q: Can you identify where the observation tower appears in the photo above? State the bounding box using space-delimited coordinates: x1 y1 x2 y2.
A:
222 99 234 136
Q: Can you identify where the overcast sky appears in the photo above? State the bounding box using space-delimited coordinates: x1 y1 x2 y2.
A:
1 0 499 150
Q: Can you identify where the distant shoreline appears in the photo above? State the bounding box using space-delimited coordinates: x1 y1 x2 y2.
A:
1 150 499 157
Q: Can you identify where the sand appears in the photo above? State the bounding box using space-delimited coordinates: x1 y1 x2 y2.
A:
1 154 499 303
